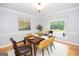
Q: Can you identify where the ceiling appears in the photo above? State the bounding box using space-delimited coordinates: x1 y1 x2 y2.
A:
0 3 79 17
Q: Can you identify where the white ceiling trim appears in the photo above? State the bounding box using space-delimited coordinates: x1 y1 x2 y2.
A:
0 6 39 18
42 6 79 18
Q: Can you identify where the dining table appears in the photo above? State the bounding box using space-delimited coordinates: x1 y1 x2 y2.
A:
24 36 44 56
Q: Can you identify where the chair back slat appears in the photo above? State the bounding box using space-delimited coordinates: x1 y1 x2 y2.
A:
9 38 18 51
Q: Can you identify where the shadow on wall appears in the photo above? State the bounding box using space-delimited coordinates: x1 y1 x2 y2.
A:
67 32 79 44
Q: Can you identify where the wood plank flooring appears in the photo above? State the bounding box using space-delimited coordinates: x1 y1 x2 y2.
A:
67 45 79 56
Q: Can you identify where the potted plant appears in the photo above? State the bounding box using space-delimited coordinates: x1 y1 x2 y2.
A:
36 25 43 36
36 25 43 31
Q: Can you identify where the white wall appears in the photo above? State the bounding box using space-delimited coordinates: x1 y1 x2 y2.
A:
0 6 79 47
0 7 40 47
42 7 79 44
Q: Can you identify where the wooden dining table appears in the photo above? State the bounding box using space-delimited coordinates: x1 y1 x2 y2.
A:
24 36 44 56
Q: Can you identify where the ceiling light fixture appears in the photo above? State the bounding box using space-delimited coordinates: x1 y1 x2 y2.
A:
35 2 44 12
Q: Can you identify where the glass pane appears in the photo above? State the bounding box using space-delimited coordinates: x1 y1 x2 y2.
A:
50 21 64 33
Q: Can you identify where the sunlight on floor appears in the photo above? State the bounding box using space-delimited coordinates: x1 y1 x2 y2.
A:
36 42 69 56
52 42 69 56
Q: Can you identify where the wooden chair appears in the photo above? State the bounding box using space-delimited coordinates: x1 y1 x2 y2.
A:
49 31 53 34
47 36 55 52
37 39 50 56
9 38 32 56
25 33 33 38
48 31 53 38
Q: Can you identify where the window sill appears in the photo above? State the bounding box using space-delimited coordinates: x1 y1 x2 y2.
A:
53 34 69 39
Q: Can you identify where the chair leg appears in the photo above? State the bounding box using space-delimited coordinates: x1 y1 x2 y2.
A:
50 44 55 52
42 49 44 56
46 47 50 56
53 44 55 49
50 44 53 53
31 48 32 56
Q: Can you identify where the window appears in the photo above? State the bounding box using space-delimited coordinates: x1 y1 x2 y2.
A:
50 19 65 36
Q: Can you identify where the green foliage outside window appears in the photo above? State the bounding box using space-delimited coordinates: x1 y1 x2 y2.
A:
50 21 64 32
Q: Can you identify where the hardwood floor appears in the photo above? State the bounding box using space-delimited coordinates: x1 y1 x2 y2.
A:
0 41 28 54
0 45 12 53
67 45 79 56
55 40 79 56
0 40 79 56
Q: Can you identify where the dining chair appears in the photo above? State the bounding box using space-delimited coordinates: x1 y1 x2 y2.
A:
49 31 53 34
24 33 34 46
37 39 50 56
9 37 32 56
25 33 33 38
47 36 55 53
48 31 53 38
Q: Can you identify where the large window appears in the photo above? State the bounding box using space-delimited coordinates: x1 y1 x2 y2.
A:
50 21 65 35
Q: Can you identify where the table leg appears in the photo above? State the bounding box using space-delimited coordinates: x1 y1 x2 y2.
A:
33 44 37 56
